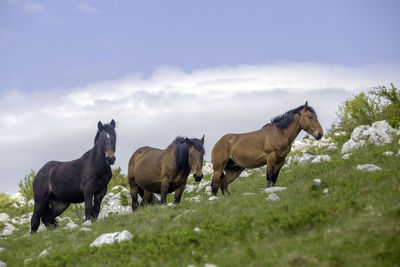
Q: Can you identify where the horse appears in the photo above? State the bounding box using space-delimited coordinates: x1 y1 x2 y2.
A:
30 120 116 233
128 135 205 211
211 102 323 196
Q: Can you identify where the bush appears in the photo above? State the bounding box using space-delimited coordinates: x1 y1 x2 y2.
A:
108 167 129 190
336 83 400 132
18 169 35 201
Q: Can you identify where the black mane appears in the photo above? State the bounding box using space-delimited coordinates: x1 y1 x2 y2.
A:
94 123 116 145
263 105 316 129
173 136 205 172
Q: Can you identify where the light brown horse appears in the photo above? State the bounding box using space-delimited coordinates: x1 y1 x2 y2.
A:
128 136 205 211
211 102 323 196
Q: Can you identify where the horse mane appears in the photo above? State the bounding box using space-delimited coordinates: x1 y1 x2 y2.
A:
173 136 205 172
262 104 316 129
94 123 117 145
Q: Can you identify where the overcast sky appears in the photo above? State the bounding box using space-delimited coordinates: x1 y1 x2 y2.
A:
1 0 399 194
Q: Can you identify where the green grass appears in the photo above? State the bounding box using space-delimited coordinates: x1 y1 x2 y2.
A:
1 139 400 267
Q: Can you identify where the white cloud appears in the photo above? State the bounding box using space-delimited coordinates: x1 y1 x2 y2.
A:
7 0 45 13
1 62 400 194
75 2 100 14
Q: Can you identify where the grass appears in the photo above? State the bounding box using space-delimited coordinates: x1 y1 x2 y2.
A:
1 137 400 266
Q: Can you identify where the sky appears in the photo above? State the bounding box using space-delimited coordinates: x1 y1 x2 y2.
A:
0 0 399 194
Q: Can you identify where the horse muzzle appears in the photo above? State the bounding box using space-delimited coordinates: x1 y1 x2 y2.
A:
314 132 323 140
106 156 116 165
193 173 203 182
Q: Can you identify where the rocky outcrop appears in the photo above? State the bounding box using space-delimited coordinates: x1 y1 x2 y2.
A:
90 230 132 247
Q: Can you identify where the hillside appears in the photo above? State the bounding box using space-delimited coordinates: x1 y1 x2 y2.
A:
0 122 400 266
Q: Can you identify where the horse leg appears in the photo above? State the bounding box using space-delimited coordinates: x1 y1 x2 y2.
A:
160 176 169 204
83 188 95 221
41 203 57 227
271 159 285 185
174 183 186 203
266 154 277 187
128 175 140 212
221 168 244 196
47 199 70 225
211 169 224 196
31 198 48 233
92 188 107 219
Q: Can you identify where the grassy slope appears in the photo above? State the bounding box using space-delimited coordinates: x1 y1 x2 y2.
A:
1 138 400 267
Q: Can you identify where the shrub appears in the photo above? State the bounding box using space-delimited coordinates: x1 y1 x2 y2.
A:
108 167 129 190
369 83 400 128
18 169 35 201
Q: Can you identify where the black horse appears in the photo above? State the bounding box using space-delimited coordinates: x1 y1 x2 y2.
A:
30 120 116 233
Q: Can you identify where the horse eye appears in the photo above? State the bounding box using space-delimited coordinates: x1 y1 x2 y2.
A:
308 116 313 119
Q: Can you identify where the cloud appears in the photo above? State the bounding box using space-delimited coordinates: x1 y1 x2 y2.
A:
1 62 400 194
75 2 100 14
7 0 45 13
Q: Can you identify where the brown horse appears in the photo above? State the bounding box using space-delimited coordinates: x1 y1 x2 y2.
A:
128 136 205 211
211 102 323 196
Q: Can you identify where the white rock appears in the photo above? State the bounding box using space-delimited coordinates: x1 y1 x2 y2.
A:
397 150 400 156
0 260 6 267
243 192 256 196
298 153 316 164
357 164 382 171
204 264 218 267
311 155 331 164
10 192 27 205
24 258 32 264
184 184 197 193
82 220 92 226
0 223 18 237
27 199 34 208
167 203 176 208
266 194 279 201
0 213 9 222
193 227 202 232
342 139 362 154
39 247 52 257
58 217 72 223
189 195 201 203
64 221 78 230
334 131 347 136
327 145 337 150
322 188 329 194
196 180 211 193
313 179 321 187
80 227 92 232
261 187 287 193
342 153 351 160
0 247 4 252
204 186 212 196
10 203 19 209
382 151 394 156
202 162 214 175
239 171 250 178
208 196 218 201
90 230 132 247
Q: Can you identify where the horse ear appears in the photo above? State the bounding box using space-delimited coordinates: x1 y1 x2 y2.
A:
110 119 115 128
98 121 104 130
185 137 192 145
303 101 309 111
200 134 205 145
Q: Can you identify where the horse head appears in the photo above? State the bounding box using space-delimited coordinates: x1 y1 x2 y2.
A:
186 135 205 182
299 101 323 140
96 119 117 165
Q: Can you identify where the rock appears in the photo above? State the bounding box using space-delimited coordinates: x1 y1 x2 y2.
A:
98 189 133 220
239 171 250 178
82 220 92 226
0 247 4 252
261 187 287 193
204 186 212 196
313 179 321 187
208 196 218 201
39 247 52 257
298 153 316 164
357 164 382 171
342 153 351 160
0 223 18 237
204 264 218 267
184 184 197 193
342 139 364 154
322 188 329 194
58 217 72 223
0 213 9 222
193 227 202 232
382 151 394 156
327 145 337 150
90 230 132 247
64 221 78 230
243 192 256 196
311 155 331 164
167 203 176 208
334 131 347 136
189 195 201 203
10 203 19 209
23 258 32 264
397 150 400 156
27 199 34 208
10 192 27 205
0 260 7 267
80 227 92 232
196 181 211 193
202 162 214 175
266 194 279 201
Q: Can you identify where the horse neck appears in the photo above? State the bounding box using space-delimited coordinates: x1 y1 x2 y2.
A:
91 141 106 166
280 113 302 145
